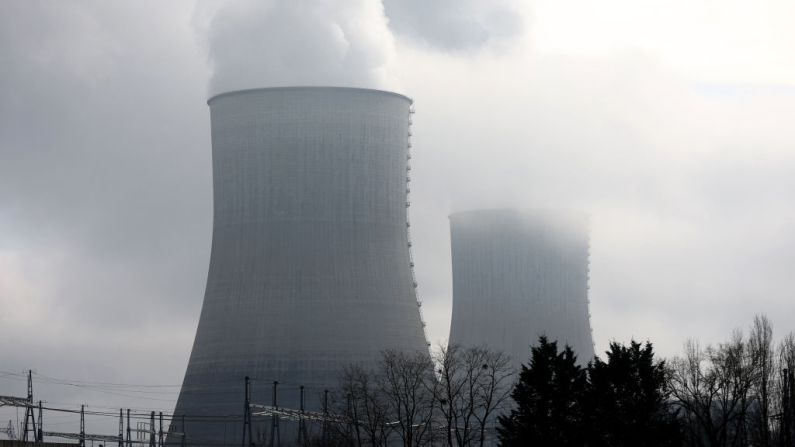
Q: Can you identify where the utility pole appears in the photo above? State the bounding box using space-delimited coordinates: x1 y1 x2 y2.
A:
118 409 124 447
126 409 132 447
242 377 252 447
269 381 279 447
297 386 307 446
323 390 329 446
791 369 795 447
149 411 155 447
346 394 353 442
784 369 793 447
181 414 186 447
37 401 43 443
79 405 86 447
158 412 163 447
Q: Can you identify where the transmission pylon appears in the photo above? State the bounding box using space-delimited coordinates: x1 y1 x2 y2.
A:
3 420 16 440
22 371 37 442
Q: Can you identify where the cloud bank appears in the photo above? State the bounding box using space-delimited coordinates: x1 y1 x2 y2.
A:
3 0 795 437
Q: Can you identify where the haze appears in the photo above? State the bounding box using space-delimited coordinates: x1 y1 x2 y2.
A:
2 0 794 435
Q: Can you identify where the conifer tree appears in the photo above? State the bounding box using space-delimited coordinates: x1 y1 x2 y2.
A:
497 336 587 447
586 340 682 447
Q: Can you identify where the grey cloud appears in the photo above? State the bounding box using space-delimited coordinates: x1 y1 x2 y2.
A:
0 0 210 423
3 0 795 439
382 0 525 51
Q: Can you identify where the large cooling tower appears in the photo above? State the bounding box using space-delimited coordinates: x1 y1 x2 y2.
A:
171 87 429 445
448 209 594 370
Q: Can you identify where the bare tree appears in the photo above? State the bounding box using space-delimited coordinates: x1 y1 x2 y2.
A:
432 343 473 447
777 332 795 447
430 344 515 447
377 350 437 447
668 333 759 447
333 365 390 447
471 347 514 447
781 333 795 373
749 314 775 447
669 339 715 447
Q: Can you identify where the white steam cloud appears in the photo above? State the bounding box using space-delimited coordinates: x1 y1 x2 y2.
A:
201 0 399 96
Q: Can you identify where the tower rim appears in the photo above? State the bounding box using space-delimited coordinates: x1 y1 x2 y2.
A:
207 86 412 106
448 208 591 220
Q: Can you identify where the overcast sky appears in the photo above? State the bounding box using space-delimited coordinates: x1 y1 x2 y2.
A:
2 0 795 436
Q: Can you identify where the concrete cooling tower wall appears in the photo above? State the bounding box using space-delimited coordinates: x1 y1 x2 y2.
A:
170 87 429 445
448 209 595 371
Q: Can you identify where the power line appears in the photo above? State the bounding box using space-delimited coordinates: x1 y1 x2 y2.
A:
2 368 353 446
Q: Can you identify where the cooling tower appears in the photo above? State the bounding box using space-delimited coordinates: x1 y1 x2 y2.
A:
448 209 594 371
171 87 429 445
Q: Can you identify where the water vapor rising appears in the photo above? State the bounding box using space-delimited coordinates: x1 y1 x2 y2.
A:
201 0 399 96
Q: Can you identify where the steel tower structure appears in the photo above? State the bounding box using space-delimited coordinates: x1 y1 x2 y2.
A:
171 87 428 445
448 209 595 370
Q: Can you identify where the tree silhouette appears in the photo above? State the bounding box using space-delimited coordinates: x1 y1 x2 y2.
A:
496 336 587 447
586 340 682 447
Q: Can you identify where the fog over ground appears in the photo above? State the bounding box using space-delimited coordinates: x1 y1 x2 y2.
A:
2 0 795 435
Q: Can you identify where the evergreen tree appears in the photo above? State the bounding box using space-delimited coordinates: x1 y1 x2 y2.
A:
497 336 587 447
586 340 682 447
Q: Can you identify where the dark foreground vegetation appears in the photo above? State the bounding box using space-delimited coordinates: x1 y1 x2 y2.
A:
498 336 681 447
303 314 794 447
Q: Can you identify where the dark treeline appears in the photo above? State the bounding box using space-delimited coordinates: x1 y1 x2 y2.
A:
299 314 794 447
500 314 795 447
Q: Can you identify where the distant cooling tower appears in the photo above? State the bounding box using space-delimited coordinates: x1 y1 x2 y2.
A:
171 87 429 445
448 209 595 370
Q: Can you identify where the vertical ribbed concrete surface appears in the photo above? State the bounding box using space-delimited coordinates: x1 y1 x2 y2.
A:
448 209 594 371
172 87 428 445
